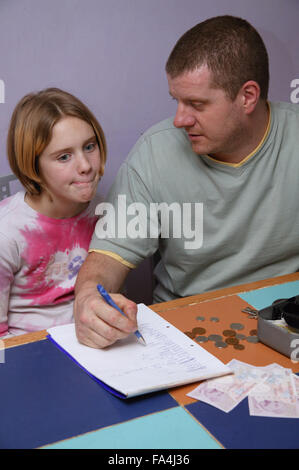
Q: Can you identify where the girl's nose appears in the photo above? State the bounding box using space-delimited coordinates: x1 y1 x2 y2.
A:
77 153 92 173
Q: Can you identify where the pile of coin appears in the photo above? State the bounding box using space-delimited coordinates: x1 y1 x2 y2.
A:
184 319 259 351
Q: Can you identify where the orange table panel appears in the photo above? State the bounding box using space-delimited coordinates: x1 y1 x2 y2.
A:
157 294 299 405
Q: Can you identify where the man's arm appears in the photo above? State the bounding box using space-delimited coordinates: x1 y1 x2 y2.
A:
74 251 138 348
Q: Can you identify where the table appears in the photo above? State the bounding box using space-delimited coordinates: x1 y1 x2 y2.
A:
2 272 299 450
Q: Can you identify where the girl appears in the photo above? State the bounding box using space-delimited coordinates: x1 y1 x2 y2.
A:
0 88 106 337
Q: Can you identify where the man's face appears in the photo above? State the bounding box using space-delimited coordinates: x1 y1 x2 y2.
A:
167 66 246 161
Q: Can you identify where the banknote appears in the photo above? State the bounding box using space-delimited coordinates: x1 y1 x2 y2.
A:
293 373 299 415
248 363 298 418
187 359 269 413
293 373 299 398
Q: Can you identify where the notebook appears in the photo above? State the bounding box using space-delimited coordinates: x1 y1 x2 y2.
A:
47 304 231 398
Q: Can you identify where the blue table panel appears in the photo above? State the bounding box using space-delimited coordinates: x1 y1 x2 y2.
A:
0 339 176 449
186 395 299 449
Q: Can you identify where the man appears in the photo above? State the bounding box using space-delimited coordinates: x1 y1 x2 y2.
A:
74 15 299 348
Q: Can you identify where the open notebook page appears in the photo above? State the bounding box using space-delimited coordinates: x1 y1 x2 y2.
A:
48 304 231 398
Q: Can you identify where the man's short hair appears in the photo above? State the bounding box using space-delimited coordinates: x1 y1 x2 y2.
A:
166 15 269 101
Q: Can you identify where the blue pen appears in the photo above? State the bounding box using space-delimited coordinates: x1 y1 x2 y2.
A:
97 284 146 345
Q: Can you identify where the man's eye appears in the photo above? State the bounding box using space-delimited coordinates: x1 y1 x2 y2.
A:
191 102 204 110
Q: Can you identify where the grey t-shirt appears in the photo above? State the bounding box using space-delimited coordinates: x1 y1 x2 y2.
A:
90 101 299 302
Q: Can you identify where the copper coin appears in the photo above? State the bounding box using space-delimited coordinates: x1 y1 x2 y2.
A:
225 337 239 345
192 327 206 336
185 331 195 339
223 329 236 337
234 344 245 350
249 329 258 336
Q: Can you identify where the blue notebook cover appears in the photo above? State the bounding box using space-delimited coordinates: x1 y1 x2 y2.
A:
47 334 126 399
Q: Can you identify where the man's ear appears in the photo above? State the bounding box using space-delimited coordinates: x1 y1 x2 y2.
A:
240 80 261 115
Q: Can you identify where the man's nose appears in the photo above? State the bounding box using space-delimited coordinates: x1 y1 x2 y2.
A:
173 103 195 128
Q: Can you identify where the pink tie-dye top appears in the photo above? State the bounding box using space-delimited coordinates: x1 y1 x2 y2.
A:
0 191 99 336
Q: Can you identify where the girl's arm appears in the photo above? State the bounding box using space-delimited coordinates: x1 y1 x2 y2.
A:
0 233 18 337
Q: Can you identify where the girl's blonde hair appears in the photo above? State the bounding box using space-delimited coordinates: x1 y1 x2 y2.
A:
7 88 107 195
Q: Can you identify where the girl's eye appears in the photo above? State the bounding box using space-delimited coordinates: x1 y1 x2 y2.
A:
85 142 96 152
58 153 71 162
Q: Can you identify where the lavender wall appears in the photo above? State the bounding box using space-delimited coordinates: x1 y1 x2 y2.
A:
0 0 298 302
0 0 298 195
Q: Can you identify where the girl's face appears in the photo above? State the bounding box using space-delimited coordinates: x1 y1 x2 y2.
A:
37 116 101 217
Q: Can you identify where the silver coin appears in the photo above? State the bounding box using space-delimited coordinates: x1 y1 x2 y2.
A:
236 333 246 340
214 341 228 349
245 335 259 343
208 334 223 342
210 317 219 322
230 323 245 331
195 335 208 343
196 316 205 321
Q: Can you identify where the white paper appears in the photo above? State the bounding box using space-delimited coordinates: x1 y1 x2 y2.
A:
47 304 231 397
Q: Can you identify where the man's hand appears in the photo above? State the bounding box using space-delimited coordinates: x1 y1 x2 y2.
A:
74 251 137 348
74 285 138 348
